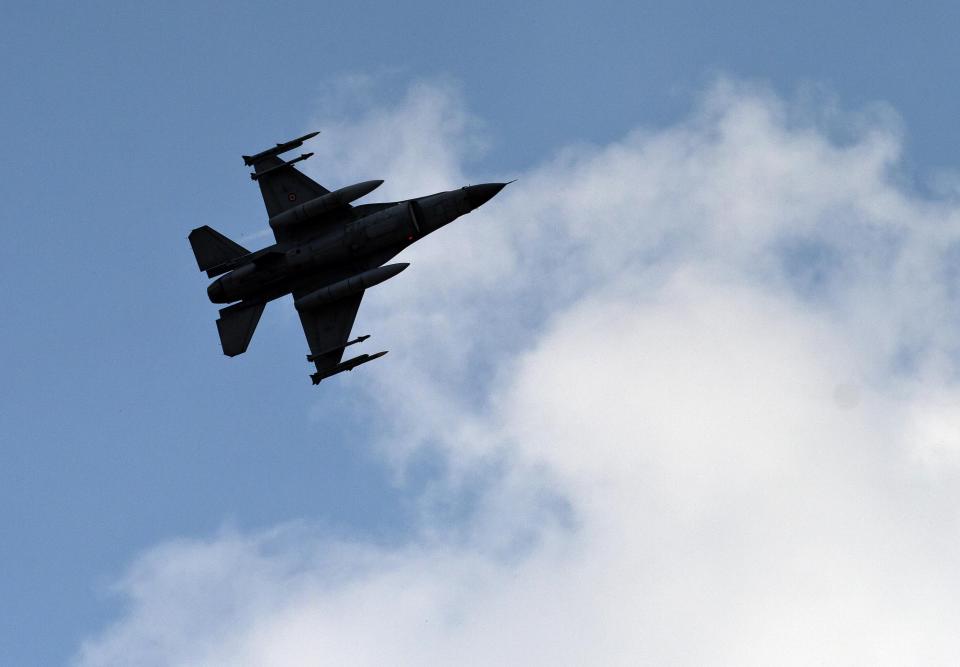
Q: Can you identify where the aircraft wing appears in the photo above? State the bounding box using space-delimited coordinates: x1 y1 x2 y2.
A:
255 157 364 244
293 285 365 382
243 132 354 243
251 155 331 219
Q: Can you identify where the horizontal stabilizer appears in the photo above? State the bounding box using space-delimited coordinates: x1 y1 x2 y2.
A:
216 302 265 357
188 226 250 273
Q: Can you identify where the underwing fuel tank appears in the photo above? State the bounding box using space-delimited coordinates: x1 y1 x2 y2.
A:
269 180 384 230
294 263 409 310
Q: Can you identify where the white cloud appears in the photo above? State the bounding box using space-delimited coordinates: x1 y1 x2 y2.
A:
78 79 960 666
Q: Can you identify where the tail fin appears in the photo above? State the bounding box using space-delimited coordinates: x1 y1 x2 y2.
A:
216 302 265 357
188 226 250 274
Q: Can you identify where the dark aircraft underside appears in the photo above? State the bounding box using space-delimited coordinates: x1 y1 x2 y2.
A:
189 132 507 384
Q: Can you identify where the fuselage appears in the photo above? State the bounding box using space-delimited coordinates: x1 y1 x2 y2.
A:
207 183 504 306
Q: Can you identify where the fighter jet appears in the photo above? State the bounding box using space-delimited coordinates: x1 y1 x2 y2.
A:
188 131 507 384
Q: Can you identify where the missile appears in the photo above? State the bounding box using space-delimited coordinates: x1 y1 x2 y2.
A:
306 334 370 362
269 179 384 229
294 263 408 311
242 131 320 166
250 153 313 180
311 350 388 384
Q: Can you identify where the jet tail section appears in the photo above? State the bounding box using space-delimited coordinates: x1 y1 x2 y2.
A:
188 226 250 274
216 302 265 357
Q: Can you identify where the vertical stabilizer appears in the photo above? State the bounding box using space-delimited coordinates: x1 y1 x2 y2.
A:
188 226 250 273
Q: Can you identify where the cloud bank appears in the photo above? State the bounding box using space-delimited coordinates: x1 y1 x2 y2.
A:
79 79 960 665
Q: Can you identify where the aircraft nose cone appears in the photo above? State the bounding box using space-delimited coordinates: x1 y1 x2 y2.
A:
465 182 509 210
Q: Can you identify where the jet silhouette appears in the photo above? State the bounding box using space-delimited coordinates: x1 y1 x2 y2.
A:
189 132 507 384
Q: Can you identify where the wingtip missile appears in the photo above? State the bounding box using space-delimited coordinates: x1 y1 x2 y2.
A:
243 131 321 166
293 130 320 144
310 350 388 384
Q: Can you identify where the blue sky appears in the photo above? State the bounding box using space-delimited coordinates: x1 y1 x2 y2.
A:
5 2 960 664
